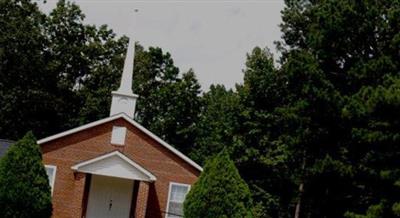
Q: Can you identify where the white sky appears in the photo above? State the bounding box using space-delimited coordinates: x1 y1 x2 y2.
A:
37 0 284 91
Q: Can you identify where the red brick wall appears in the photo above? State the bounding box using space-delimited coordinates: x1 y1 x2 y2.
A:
135 181 150 218
41 118 200 218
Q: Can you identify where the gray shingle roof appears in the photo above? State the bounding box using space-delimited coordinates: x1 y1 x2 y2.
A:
0 139 14 157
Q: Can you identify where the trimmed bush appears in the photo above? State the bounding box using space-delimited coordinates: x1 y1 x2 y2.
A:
184 149 253 218
0 132 52 218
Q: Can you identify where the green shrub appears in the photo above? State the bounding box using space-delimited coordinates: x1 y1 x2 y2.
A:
184 149 253 218
0 132 52 218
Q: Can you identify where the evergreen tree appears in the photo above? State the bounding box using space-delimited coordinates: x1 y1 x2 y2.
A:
0 132 52 218
276 0 400 216
234 47 294 218
342 76 400 217
190 84 241 165
184 150 253 218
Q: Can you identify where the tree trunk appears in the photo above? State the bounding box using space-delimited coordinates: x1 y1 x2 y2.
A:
294 155 306 218
294 182 304 218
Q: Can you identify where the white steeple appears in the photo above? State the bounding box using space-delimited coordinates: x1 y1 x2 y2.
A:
110 11 139 119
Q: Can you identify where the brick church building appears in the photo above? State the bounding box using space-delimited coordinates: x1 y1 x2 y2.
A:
36 34 202 218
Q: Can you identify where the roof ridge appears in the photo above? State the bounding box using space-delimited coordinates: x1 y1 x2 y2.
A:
37 114 203 172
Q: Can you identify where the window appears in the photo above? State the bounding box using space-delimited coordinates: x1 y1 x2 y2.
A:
111 126 127 145
166 183 190 218
45 165 57 195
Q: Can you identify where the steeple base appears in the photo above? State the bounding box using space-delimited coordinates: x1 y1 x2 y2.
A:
110 91 139 119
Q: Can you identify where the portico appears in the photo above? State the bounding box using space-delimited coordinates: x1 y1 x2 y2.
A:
71 151 156 218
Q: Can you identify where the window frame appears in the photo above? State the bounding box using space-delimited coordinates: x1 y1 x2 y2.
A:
45 165 57 195
111 126 127 145
165 182 191 218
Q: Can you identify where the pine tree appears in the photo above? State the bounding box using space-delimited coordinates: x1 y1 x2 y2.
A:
0 132 52 218
190 84 241 165
184 150 253 218
278 0 400 216
342 76 400 217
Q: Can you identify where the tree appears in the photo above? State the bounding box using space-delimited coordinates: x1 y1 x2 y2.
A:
276 0 400 217
0 0 61 139
132 47 202 154
0 0 203 156
233 47 295 218
0 132 52 218
0 0 125 139
190 84 241 165
184 149 254 218
44 0 129 128
43 1 203 154
165 70 202 153
342 76 400 217
227 0 400 217
81 42 203 153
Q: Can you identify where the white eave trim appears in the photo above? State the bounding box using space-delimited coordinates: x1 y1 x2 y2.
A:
38 113 203 172
37 115 119 145
71 150 156 181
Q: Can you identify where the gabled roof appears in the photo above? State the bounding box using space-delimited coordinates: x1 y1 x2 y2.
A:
37 113 202 172
71 150 156 181
0 139 14 157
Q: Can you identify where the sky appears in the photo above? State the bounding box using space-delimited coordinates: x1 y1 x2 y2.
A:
37 0 285 91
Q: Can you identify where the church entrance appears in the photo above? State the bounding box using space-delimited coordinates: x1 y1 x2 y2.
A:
85 175 134 218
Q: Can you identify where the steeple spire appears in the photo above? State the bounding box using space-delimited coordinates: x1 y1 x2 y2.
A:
110 10 139 119
117 34 135 94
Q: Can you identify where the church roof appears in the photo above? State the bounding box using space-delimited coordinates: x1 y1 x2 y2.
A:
0 139 14 157
37 113 203 172
37 28 203 173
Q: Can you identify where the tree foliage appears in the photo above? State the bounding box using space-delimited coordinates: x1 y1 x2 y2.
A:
0 0 201 154
2 0 400 217
0 0 60 139
225 0 400 217
184 150 253 218
0 132 52 218
190 84 241 165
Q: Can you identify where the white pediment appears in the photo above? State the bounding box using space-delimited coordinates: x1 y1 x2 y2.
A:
71 151 156 181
